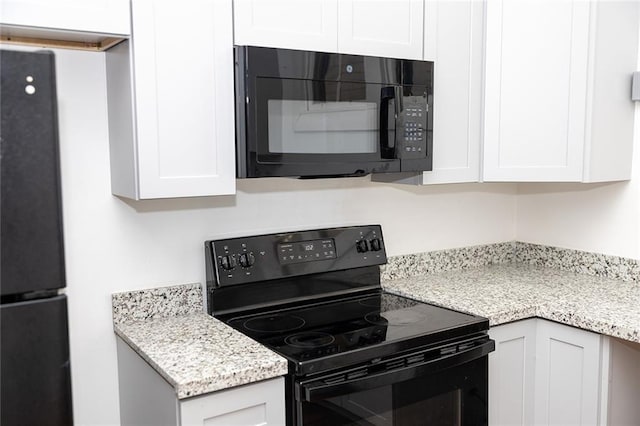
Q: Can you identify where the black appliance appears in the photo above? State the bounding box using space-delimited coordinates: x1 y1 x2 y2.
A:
0 49 73 426
206 225 494 425
235 46 434 178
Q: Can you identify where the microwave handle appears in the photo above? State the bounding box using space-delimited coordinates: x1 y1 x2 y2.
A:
379 86 398 158
298 339 495 403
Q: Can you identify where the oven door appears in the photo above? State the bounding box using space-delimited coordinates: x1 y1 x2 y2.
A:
295 338 494 426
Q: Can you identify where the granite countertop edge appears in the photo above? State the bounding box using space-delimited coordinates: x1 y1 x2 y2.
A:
114 312 289 399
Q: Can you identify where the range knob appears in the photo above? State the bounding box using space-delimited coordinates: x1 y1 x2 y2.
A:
369 238 382 251
238 252 255 268
356 239 369 253
220 255 236 271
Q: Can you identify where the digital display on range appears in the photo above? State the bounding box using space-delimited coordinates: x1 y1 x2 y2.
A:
278 239 336 265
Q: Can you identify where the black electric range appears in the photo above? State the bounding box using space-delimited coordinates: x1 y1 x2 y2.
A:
206 225 494 426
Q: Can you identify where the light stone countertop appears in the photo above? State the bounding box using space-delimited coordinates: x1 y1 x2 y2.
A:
112 248 640 399
112 283 288 399
114 312 288 399
382 263 640 343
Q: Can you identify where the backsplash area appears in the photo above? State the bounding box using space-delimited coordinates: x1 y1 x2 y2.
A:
112 283 202 325
380 242 516 280
514 242 640 283
382 242 640 283
113 241 640 325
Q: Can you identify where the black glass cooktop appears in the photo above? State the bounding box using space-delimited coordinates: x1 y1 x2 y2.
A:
223 291 488 375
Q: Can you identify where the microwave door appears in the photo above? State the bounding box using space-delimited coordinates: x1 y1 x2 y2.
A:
247 77 404 177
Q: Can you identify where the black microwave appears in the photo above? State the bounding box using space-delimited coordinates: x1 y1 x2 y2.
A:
234 46 433 178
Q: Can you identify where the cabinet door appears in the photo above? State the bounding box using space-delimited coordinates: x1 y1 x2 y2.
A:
128 0 235 198
0 0 130 35
180 378 285 426
534 320 601 426
489 319 536 426
337 0 423 59
421 0 483 184
483 0 590 182
233 0 338 52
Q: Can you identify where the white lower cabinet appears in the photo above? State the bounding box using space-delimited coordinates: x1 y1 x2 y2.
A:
179 379 285 426
116 338 286 426
489 319 606 426
533 319 602 425
489 318 537 425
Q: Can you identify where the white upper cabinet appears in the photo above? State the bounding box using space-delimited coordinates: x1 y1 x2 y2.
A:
0 0 130 35
371 0 484 186
106 0 236 199
233 0 423 58
233 0 338 52
337 0 423 59
483 0 639 182
421 0 483 184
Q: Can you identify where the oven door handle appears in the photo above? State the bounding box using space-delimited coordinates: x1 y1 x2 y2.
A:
299 339 495 403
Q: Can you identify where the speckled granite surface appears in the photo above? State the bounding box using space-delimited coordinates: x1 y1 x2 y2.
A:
114 312 288 399
381 242 516 281
113 242 640 399
515 242 640 283
112 283 203 325
382 263 640 343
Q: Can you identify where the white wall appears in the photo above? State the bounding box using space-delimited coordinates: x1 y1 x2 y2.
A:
515 98 640 260
515 179 640 259
36 48 517 425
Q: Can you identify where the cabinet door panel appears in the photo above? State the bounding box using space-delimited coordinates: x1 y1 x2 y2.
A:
421 0 482 184
534 321 601 425
233 0 338 52
180 378 285 426
0 0 130 35
131 0 235 198
338 0 423 59
489 319 536 426
483 0 590 181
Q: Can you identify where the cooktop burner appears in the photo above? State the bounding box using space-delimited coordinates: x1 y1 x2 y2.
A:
243 314 305 333
224 292 484 371
285 332 335 348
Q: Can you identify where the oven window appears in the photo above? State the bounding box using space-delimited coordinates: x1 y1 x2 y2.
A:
297 356 487 426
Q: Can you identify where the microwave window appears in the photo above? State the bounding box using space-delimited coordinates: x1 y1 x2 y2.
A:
267 99 378 154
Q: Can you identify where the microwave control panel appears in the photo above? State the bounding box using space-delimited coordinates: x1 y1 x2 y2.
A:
397 96 428 159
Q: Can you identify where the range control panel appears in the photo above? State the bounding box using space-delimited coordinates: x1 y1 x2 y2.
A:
206 225 386 287
278 239 336 265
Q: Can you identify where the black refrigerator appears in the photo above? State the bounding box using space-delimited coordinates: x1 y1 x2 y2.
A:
1 49 73 425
